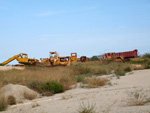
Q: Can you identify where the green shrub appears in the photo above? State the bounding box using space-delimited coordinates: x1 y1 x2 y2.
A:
91 56 99 61
76 75 86 82
124 67 132 72
143 53 150 58
76 74 91 82
145 65 150 69
0 64 4 66
28 81 43 93
95 69 106 75
41 81 64 94
72 65 91 75
129 59 148 64
116 70 125 76
0 99 7 111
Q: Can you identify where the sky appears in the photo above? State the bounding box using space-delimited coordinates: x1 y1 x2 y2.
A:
0 0 150 64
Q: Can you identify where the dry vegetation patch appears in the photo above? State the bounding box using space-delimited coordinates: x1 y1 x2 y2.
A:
78 102 96 113
82 77 109 88
126 89 150 106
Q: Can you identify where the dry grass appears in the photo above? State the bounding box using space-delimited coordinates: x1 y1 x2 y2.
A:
78 102 96 113
83 77 109 88
0 66 76 91
0 59 148 94
24 91 38 100
126 89 150 106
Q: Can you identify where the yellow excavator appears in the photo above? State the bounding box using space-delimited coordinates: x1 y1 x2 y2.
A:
0 53 39 66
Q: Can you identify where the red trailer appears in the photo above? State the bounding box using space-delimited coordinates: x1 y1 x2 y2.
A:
115 49 138 59
104 49 138 62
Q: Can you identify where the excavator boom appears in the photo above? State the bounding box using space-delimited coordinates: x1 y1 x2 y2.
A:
1 53 39 65
2 54 20 65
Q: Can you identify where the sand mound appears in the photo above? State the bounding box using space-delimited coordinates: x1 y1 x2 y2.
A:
0 66 24 71
0 84 39 104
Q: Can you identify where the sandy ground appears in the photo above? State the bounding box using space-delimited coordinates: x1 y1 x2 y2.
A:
1 69 150 113
0 66 24 71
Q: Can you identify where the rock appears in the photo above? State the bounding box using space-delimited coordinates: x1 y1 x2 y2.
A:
0 84 39 104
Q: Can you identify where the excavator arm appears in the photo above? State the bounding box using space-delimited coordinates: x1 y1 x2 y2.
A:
1 54 20 65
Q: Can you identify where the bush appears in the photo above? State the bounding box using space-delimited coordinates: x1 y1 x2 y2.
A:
0 64 4 66
129 59 148 64
76 75 86 82
145 65 150 69
72 65 91 75
76 74 91 82
91 56 99 61
41 81 64 94
0 99 7 111
28 81 43 93
95 69 107 75
124 67 132 72
143 53 150 58
115 70 125 76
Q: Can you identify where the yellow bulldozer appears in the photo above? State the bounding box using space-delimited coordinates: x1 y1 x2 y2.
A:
71 53 90 62
0 53 39 66
40 51 71 66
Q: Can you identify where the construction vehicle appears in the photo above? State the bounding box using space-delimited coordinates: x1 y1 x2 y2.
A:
40 51 71 66
0 53 39 65
71 53 80 62
103 50 138 62
71 53 90 62
105 53 125 62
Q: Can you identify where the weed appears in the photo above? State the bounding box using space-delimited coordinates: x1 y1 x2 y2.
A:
83 77 109 88
72 65 91 75
95 69 106 75
143 53 150 58
115 70 125 76
0 64 4 66
76 75 86 82
78 102 96 113
32 103 40 108
41 81 64 94
76 74 91 82
126 89 150 106
129 59 148 64
24 92 37 100
145 64 150 69
91 56 99 61
124 67 132 72
0 98 7 111
107 82 113 86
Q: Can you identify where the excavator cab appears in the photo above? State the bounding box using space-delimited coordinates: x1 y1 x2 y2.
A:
19 53 28 58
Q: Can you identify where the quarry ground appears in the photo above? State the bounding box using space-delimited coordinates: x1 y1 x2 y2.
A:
1 69 150 113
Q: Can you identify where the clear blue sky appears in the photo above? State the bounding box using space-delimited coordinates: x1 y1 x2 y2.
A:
0 0 150 64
